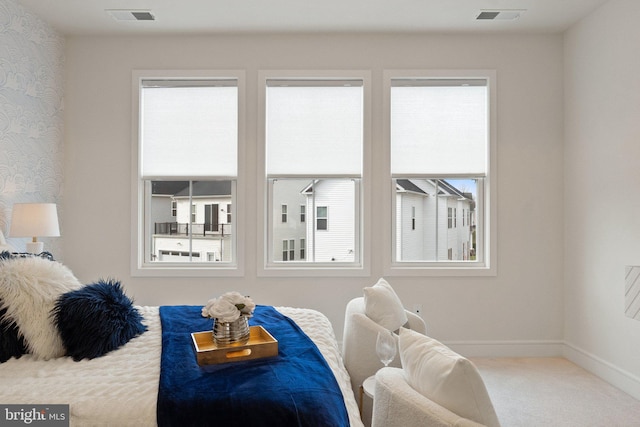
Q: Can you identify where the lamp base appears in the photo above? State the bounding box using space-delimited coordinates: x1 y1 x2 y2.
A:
25 241 44 254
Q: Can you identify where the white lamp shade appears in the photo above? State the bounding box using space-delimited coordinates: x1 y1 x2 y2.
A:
9 203 60 239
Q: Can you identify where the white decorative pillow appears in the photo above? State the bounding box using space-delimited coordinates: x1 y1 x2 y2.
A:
363 278 408 331
399 328 501 427
0 257 83 359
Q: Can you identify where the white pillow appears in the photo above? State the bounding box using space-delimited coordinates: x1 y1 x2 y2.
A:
399 328 501 427
363 278 408 331
0 257 83 359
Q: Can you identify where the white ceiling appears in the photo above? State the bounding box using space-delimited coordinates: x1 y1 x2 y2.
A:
19 0 609 36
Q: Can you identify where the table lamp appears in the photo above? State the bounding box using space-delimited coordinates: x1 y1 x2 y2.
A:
9 203 60 254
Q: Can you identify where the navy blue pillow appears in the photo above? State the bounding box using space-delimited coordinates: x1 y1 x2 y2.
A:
0 306 27 363
53 279 147 361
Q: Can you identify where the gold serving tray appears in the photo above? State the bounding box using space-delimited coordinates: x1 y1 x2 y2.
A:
191 325 278 366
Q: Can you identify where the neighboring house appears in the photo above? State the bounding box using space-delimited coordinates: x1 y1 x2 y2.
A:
302 179 357 263
270 178 473 264
270 179 308 262
151 181 233 262
270 179 357 263
395 179 474 262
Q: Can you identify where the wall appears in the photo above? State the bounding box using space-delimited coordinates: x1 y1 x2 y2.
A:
0 0 64 254
564 0 640 398
62 32 565 349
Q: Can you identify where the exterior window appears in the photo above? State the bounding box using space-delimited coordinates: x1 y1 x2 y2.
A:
411 206 416 230
281 205 288 223
135 74 240 272
316 206 328 230
390 74 492 269
282 239 295 261
265 77 364 267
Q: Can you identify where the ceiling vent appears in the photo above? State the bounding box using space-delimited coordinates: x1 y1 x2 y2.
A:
106 10 155 22
476 10 525 21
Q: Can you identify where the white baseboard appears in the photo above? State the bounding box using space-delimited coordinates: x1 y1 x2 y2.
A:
437 339 640 400
563 341 640 400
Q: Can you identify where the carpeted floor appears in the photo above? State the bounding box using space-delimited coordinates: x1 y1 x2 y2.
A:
471 357 640 427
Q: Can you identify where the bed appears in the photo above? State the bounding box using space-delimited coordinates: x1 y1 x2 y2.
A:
0 252 363 427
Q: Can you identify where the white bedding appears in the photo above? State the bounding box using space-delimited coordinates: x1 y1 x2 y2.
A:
0 306 363 427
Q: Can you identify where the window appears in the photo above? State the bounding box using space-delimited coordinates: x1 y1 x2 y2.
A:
282 239 295 261
133 71 244 276
411 206 416 230
316 206 328 230
263 74 366 270
387 71 495 274
281 204 288 223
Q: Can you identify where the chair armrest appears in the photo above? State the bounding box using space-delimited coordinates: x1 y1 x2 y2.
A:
405 310 427 335
342 297 427 394
343 311 399 393
373 367 485 427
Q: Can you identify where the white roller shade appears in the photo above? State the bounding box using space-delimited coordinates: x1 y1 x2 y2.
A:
391 81 487 176
266 82 363 177
141 83 237 178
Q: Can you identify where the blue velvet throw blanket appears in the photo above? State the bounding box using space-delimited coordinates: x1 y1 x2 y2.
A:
157 305 350 427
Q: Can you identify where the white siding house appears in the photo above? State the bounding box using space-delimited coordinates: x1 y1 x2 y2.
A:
396 179 473 262
303 180 357 263
151 181 233 262
270 179 308 262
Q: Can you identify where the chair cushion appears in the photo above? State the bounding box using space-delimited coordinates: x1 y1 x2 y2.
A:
363 278 408 331
399 328 500 427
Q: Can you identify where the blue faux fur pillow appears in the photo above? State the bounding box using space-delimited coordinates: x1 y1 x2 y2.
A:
53 279 147 361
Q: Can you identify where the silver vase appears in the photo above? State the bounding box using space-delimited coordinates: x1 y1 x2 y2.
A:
213 316 250 347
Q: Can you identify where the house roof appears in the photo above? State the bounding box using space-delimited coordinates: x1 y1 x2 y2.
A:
152 181 232 197
396 179 472 201
152 181 189 195
396 179 427 195
436 180 469 199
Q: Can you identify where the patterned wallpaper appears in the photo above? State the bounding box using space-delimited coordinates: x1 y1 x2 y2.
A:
0 0 64 254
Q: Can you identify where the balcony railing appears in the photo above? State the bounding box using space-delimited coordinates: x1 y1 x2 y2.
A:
154 222 230 237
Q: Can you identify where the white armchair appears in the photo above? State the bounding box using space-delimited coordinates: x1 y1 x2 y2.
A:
342 296 427 426
372 328 501 427
372 367 485 427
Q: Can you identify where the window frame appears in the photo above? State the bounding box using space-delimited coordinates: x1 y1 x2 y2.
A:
257 70 371 277
383 69 497 277
131 69 246 277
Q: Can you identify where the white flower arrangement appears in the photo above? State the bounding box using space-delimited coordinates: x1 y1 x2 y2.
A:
201 291 256 323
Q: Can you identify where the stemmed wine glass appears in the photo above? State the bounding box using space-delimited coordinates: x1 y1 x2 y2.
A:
376 330 397 367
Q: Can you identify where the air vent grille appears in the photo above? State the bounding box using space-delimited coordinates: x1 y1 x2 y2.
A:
476 10 525 21
106 10 155 22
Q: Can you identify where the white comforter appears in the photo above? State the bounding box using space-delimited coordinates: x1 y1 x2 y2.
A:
0 306 363 427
